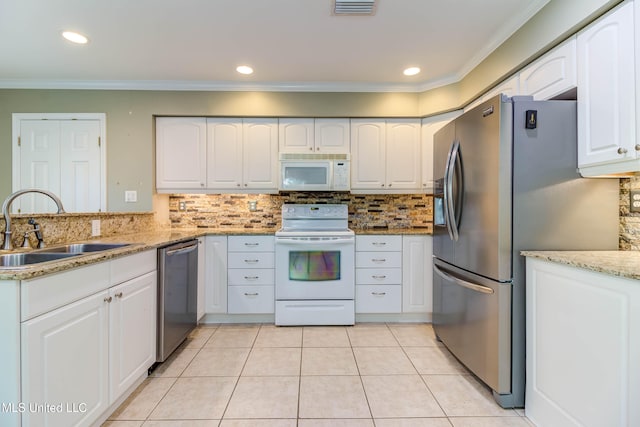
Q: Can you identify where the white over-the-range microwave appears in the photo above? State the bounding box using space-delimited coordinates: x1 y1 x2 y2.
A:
279 153 350 192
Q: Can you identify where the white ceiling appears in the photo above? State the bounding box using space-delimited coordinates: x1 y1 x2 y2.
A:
0 0 550 92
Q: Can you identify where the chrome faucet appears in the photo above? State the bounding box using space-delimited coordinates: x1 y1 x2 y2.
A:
1 189 66 251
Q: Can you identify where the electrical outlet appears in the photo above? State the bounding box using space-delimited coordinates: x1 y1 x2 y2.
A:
91 219 101 237
179 201 186 211
631 191 640 213
125 190 137 203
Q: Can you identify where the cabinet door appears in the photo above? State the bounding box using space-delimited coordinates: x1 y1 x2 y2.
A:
21 291 110 427
386 119 421 190
350 120 386 190
421 111 462 191
519 37 577 100
577 1 636 168
156 117 207 191
206 118 243 189
480 75 520 104
278 118 314 153
402 236 433 313
109 271 157 402
205 236 228 314
314 118 350 153
243 119 279 190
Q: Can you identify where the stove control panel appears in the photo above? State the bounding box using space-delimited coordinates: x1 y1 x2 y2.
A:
281 204 348 220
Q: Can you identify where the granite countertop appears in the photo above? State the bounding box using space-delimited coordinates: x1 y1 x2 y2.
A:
1 226 432 280
521 251 640 281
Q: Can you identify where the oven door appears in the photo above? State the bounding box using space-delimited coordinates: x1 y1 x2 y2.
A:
275 235 355 300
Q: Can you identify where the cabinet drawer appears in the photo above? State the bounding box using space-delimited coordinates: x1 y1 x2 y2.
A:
111 249 156 285
228 286 274 314
356 268 402 285
228 268 274 286
356 251 402 268
228 252 275 269
356 285 402 313
356 235 402 251
228 235 275 252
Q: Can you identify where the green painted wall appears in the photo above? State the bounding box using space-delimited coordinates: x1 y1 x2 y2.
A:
0 0 622 211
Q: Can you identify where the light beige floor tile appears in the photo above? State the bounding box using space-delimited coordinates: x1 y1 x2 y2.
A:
303 326 351 347
102 421 144 427
301 347 358 375
374 419 453 427
109 377 176 420
423 374 517 417
242 347 301 376
224 376 299 419
299 375 371 419
182 347 250 377
449 417 533 427
254 325 303 347
403 346 468 375
389 324 441 347
347 325 399 347
149 347 199 378
298 419 374 427
205 326 259 348
181 326 217 349
362 375 445 418
353 347 417 375
142 421 219 427
149 377 236 420
220 420 297 427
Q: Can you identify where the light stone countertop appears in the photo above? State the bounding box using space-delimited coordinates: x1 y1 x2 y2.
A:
521 251 640 281
0 226 432 280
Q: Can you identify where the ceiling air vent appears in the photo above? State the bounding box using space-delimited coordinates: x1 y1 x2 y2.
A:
334 0 377 15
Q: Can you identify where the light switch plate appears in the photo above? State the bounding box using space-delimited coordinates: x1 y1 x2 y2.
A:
125 190 137 203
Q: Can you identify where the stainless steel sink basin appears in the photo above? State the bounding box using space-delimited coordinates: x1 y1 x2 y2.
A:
0 252 81 267
44 243 131 253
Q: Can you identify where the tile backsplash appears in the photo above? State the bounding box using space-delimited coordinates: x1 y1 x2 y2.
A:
620 176 640 250
168 193 434 231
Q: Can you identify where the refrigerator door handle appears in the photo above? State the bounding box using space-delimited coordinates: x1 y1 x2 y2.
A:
433 263 494 294
443 141 456 241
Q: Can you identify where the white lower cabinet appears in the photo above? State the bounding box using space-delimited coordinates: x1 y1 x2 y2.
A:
355 235 402 313
227 235 275 314
19 250 157 427
525 257 640 426
402 235 433 313
204 236 228 314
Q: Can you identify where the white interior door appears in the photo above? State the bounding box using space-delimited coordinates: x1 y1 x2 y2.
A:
61 120 101 212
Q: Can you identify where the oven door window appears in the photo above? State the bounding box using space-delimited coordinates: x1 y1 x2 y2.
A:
289 250 340 281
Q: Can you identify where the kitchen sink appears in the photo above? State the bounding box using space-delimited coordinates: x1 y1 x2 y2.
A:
0 252 81 267
44 243 132 253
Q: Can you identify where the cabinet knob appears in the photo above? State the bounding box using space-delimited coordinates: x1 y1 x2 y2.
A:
388 183 392 187
104 296 112 303
309 147 313 151
618 147 628 155
635 144 640 151
200 183 204 187
244 183 248 187
114 292 123 298
316 147 320 151
381 184 385 187
237 183 241 187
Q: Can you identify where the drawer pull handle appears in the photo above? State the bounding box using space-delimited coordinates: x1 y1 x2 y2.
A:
244 243 259 247
372 275 387 280
104 296 112 303
371 292 387 296
114 292 123 298
371 258 386 263
244 259 259 263
372 242 386 246
244 276 259 280
244 292 259 296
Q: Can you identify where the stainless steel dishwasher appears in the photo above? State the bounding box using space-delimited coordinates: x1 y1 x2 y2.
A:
157 239 198 362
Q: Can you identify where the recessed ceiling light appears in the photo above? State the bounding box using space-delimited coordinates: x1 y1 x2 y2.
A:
62 31 88 44
236 65 254 75
403 67 421 76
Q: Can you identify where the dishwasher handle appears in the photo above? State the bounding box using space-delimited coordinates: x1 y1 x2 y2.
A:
165 241 198 256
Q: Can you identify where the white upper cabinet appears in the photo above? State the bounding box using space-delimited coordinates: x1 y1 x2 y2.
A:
351 119 420 192
279 118 350 153
242 119 279 189
156 117 207 191
577 0 637 176
519 36 577 100
206 118 243 189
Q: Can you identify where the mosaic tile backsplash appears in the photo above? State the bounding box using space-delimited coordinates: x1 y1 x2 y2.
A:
168 193 434 231
620 176 640 250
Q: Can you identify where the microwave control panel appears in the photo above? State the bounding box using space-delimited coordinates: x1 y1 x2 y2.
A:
333 160 350 190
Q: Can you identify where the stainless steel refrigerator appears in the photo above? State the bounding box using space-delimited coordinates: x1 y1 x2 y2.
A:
432 94 619 408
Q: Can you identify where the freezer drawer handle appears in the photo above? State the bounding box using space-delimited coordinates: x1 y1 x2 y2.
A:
433 264 494 295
